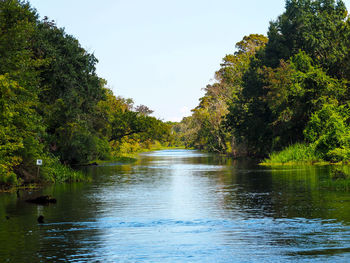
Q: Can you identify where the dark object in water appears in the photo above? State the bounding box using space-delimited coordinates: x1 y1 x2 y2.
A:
26 195 57 205
37 215 44 224
79 162 98 166
5 216 10 220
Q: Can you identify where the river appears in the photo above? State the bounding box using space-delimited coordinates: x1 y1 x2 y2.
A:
1 149 350 262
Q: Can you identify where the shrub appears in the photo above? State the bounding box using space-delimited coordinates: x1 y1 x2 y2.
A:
304 102 350 161
262 143 321 164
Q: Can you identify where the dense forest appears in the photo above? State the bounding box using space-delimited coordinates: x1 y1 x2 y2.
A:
0 0 174 186
176 0 350 164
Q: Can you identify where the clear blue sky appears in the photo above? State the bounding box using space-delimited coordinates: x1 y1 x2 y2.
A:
29 0 350 121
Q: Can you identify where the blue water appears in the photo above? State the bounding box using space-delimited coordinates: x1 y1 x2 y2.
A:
1 150 350 262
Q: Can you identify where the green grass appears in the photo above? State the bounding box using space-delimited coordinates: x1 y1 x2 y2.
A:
0 157 89 192
41 158 89 183
261 143 322 165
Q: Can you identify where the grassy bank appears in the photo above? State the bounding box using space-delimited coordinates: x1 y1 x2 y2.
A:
0 158 88 192
1 144 183 192
261 143 321 165
261 142 350 166
261 143 350 192
260 143 324 166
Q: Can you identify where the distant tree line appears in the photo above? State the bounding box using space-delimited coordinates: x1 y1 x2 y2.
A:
0 0 173 185
176 0 350 163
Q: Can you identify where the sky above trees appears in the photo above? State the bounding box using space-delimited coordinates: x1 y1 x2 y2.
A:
29 0 350 121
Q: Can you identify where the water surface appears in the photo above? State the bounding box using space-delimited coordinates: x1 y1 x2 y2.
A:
1 149 350 262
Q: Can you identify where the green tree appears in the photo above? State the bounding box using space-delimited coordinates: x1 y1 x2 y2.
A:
224 35 270 156
0 75 44 183
33 18 106 164
0 0 47 183
304 101 350 161
265 0 349 77
263 51 347 149
181 34 268 155
0 0 41 88
225 1 350 157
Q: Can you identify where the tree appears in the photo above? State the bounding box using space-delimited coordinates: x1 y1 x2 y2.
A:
0 75 44 183
110 110 168 142
135 105 154 116
262 51 347 149
225 1 350 156
304 101 350 161
265 0 349 77
0 0 174 185
224 35 270 156
0 0 47 183
33 18 106 164
0 0 41 88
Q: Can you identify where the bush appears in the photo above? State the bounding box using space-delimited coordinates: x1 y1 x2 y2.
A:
326 147 350 163
304 102 350 161
262 143 321 164
39 154 86 183
0 172 18 186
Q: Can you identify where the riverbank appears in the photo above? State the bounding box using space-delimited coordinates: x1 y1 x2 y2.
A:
260 143 350 191
260 143 350 166
1 146 185 192
0 166 88 193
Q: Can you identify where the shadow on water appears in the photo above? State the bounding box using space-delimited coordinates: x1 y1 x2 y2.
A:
290 247 350 256
1 149 350 262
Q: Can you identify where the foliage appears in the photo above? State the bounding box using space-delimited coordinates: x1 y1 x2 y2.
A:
0 0 45 183
180 0 350 165
0 0 173 186
265 0 349 76
135 104 154 116
263 51 347 150
262 143 321 164
179 34 268 154
304 101 350 161
0 75 43 184
0 0 41 88
39 154 86 183
33 18 107 165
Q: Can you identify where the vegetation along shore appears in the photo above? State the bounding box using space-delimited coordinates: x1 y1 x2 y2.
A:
0 0 181 189
2 0 350 190
174 0 350 167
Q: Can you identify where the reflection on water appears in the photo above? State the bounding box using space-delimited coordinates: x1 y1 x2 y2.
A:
1 149 350 262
